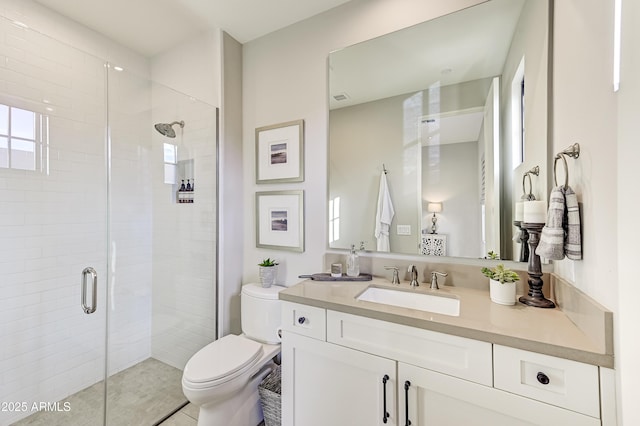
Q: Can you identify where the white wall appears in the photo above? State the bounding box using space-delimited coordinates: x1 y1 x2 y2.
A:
422 142 481 258
617 0 640 423
150 29 220 107
242 0 484 287
552 0 618 311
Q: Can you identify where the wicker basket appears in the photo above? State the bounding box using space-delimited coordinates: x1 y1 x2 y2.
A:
258 365 281 426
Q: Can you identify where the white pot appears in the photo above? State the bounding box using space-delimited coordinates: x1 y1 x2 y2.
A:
259 266 277 288
489 279 517 305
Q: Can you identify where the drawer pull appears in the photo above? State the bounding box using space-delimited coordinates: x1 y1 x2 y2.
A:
536 372 550 385
298 316 306 324
404 380 412 426
382 375 390 423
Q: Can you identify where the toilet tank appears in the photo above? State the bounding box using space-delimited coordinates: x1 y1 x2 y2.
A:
241 283 286 344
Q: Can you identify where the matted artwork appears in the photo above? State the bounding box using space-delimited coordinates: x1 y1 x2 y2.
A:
256 190 304 252
255 119 304 183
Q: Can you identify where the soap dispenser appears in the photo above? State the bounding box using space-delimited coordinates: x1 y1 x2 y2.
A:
346 244 360 277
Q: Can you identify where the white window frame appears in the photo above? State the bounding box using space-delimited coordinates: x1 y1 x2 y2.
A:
0 104 48 172
511 57 525 169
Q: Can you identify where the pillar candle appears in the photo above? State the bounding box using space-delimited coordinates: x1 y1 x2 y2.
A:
523 200 547 224
515 201 524 222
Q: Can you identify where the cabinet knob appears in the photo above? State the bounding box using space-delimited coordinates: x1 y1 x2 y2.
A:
536 372 550 385
298 316 306 324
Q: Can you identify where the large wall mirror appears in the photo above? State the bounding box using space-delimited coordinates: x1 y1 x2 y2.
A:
328 0 551 261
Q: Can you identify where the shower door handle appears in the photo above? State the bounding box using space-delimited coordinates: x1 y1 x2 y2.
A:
81 267 98 314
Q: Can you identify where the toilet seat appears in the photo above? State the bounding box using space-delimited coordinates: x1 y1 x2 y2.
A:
183 334 263 389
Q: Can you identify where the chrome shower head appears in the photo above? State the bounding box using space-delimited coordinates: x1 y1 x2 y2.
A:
154 120 184 138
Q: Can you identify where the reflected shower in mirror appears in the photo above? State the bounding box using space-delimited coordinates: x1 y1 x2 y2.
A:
328 0 551 261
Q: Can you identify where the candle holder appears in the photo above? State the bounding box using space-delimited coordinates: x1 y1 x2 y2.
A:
513 221 529 263
519 222 555 308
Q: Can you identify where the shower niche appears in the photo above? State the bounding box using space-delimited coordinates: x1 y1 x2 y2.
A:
176 159 195 204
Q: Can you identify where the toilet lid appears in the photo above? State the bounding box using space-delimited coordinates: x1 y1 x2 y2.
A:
183 335 263 384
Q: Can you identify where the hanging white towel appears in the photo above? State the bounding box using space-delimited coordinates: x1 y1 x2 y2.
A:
375 172 395 252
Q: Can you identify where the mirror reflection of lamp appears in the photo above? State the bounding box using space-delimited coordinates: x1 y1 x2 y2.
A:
427 202 443 234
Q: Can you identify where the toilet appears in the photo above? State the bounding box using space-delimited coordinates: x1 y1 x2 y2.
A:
182 283 285 426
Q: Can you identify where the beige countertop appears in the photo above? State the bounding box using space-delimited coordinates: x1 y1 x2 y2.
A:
279 278 613 368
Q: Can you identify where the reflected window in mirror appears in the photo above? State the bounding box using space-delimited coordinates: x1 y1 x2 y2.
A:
329 196 341 243
511 57 525 169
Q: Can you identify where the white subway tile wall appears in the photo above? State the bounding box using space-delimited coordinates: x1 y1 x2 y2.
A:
0 1 218 423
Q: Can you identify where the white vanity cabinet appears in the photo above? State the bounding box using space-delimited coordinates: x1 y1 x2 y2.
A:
282 332 397 426
281 302 604 426
399 363 599 426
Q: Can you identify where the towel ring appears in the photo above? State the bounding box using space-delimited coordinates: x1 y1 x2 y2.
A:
522 173 534 200
521 165 539 200
554 155 568 189
553 143 580 189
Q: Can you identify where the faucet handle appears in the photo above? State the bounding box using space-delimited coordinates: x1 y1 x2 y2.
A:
430 271 448 289
384 266 400 285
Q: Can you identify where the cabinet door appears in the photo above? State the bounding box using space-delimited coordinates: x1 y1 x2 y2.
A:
398 363 600 426
282 331 397 426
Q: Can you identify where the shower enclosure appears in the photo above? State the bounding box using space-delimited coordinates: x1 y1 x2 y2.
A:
0 16 218 426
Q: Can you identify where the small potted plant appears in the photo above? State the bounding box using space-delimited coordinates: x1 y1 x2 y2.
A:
258 258 278 288
481 263 520 305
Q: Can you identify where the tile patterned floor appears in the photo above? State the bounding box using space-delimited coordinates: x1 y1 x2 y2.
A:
158 403 198 426
13 358 186 426
159 403 267 426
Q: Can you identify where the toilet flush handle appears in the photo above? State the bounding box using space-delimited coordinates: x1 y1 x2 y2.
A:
298 316 306 325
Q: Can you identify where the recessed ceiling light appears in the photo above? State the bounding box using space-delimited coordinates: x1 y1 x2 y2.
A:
113 66 124 72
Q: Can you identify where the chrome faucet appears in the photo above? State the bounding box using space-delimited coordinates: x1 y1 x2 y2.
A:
408 264 419 287
384 266 400 285
430 271 448 289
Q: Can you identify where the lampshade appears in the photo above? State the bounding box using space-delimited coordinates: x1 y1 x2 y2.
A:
427 202 443 213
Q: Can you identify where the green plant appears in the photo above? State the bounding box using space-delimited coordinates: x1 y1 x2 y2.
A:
481 264 520 284
486 251 499 260
258 258 278 267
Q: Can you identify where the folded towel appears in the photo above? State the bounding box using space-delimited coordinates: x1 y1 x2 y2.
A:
375 172 395 252
536 187 565 260
563 186 582 260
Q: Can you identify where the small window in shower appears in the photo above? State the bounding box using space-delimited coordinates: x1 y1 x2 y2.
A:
0 104 47 172
163 142 177 184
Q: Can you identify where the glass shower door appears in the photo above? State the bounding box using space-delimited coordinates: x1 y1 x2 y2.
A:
0 17 109 426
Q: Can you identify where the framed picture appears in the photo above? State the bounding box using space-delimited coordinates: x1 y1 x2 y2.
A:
255 119 304 183
256 190 304 252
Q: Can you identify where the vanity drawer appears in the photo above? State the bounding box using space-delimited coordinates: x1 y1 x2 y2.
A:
281 301 326 341
493 345 600 418
327 310 492 385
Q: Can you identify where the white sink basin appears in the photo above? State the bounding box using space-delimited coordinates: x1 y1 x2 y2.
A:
356 286 460 316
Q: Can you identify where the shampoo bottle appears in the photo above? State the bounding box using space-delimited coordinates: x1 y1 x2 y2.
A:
346 244 360 277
